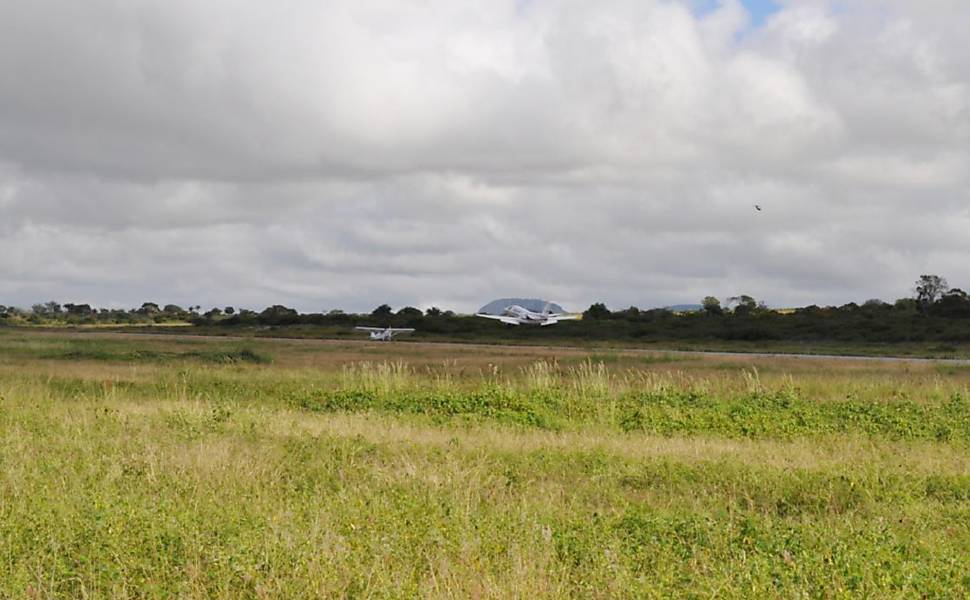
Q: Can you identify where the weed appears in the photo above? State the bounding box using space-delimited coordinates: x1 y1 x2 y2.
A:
2 331 969 597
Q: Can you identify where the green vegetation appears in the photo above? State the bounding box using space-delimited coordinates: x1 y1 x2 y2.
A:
6 275 970 358
0 335 271 365
1 331 969 597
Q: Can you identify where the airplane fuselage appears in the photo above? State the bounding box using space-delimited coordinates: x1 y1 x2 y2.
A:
475 303 581 326
504 305 551 324
356 326 415 341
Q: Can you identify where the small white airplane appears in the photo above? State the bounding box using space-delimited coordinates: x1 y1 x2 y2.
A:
355 327 415 341
475 303 582 326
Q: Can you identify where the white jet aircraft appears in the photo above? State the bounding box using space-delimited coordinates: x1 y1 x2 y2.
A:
355 327 415 341
475 303 582 326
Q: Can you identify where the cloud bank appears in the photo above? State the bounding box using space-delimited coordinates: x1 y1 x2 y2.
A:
1 0 968 312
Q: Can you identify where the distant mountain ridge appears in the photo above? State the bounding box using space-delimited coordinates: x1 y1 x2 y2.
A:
478 298 566 315
665 304 702 312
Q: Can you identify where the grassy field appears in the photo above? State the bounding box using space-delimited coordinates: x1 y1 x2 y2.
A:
24 321 970 360
1 329 969 598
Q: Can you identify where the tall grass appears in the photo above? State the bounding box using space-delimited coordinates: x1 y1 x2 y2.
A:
1 333 969 597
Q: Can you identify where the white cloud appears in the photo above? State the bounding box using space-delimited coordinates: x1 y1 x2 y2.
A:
1 0 969 312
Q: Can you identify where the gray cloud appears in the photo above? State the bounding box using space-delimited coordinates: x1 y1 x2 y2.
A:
1 0 969 312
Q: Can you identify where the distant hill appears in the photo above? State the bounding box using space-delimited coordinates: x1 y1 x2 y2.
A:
478 298 566 315
665 304 703 312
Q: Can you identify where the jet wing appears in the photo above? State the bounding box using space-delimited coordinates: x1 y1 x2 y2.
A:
475 313 521 325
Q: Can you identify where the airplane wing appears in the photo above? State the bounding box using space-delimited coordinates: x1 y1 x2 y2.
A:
549 313 583 321
475 313 521 325
386 328 415 333
355 327 385 332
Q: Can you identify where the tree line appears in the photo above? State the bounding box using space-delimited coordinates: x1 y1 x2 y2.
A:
4 275 970 344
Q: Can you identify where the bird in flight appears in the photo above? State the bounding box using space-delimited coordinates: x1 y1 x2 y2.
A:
754 204 762 211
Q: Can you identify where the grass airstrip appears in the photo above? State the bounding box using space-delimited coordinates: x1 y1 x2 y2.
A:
1 329 968 597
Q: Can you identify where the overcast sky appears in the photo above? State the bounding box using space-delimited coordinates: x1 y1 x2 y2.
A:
2 0 968 313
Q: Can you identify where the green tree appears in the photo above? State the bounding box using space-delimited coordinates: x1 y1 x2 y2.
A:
702 296 723 316
727 295 757 316
258 305 299 325
914 275 948 309
613 306 640 320
396 306 422 318
63 303 94 316
371 304 393 317
138 302 161 315
933 288 970 318
32 302 62 316
894 298 918 313
584 303 611 320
